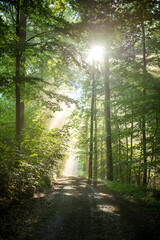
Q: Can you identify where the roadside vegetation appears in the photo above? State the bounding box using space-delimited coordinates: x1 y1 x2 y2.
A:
103 181 160 208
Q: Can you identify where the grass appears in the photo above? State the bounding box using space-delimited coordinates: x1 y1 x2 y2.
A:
102 181 160 208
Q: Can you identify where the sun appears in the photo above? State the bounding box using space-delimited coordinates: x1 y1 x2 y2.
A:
88 45 104 63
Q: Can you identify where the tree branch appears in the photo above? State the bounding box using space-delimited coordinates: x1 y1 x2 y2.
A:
26 31 47 43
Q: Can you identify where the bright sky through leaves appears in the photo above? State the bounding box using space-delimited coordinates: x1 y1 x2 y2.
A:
88 46 104 63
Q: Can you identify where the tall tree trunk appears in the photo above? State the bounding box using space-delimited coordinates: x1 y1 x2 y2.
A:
154 116 159 188
19 12 26 130
104 58 113 181
15 3 26 143
125 107 129 182
116 133 119 181
85 110 89 175
118 132 122 182
142 18 147 186
129 92 134 183
125 124 129 182
100 135 104 179
94 90 98 179
16 3 21 140
89 63 95 179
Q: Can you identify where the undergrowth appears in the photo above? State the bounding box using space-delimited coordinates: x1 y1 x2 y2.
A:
103 181 160 208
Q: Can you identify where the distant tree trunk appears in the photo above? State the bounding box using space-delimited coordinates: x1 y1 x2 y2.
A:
148 146 154 186
125 108 129 182
118 132 122 182
94 90 98 179
19 12 26 130
15 3 26 142
115 124 119 181
85 110 89 175
100 135 104 179
125 126 129 182
141 18 147 186
153 116 159 187
89 63 95 179
129 94 134 183
104 58 113 181
16 3 21 139
84 110 90 174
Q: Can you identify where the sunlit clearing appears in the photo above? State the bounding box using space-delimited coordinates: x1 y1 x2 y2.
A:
63 154 78 177
88 45 104 63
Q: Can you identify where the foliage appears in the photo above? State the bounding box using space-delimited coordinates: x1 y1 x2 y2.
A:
0 0 79 200
0 95 69 200
71 0 160 189
103 181 160 208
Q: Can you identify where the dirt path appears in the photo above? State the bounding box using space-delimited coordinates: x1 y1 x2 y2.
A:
0 177 160 240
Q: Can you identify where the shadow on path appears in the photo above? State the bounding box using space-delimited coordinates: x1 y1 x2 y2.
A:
0 177 160 240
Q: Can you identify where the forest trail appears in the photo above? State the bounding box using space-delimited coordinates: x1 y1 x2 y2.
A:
1 177 160 240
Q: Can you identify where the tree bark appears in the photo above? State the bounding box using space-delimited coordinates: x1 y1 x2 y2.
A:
85 110 89 175
15 3 26 142
129 92 133 183
89 63 95 179
19 12 26 130
16 3 21 139
100 135 104 179
94 90 98 179
118 131 122 182
104 59 113 181
125 107 129 182
141 18 147 186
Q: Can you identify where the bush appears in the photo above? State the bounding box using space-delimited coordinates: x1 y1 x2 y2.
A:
103 180 160 208
0 99 69 200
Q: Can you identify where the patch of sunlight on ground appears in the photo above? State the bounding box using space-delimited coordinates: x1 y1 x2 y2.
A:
63 186 75 190
97 204 120 215
97 204 116 213
33 193 45 199
64 192 73 196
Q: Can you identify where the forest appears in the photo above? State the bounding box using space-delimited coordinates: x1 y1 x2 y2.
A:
0 0 160 202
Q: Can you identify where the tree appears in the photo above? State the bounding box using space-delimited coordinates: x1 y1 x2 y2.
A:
0 0 83 198
88 65 95 179
15 3 26 140
104 58 113 181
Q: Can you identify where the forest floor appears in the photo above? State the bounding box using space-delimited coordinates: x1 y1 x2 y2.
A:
0 176 160 240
